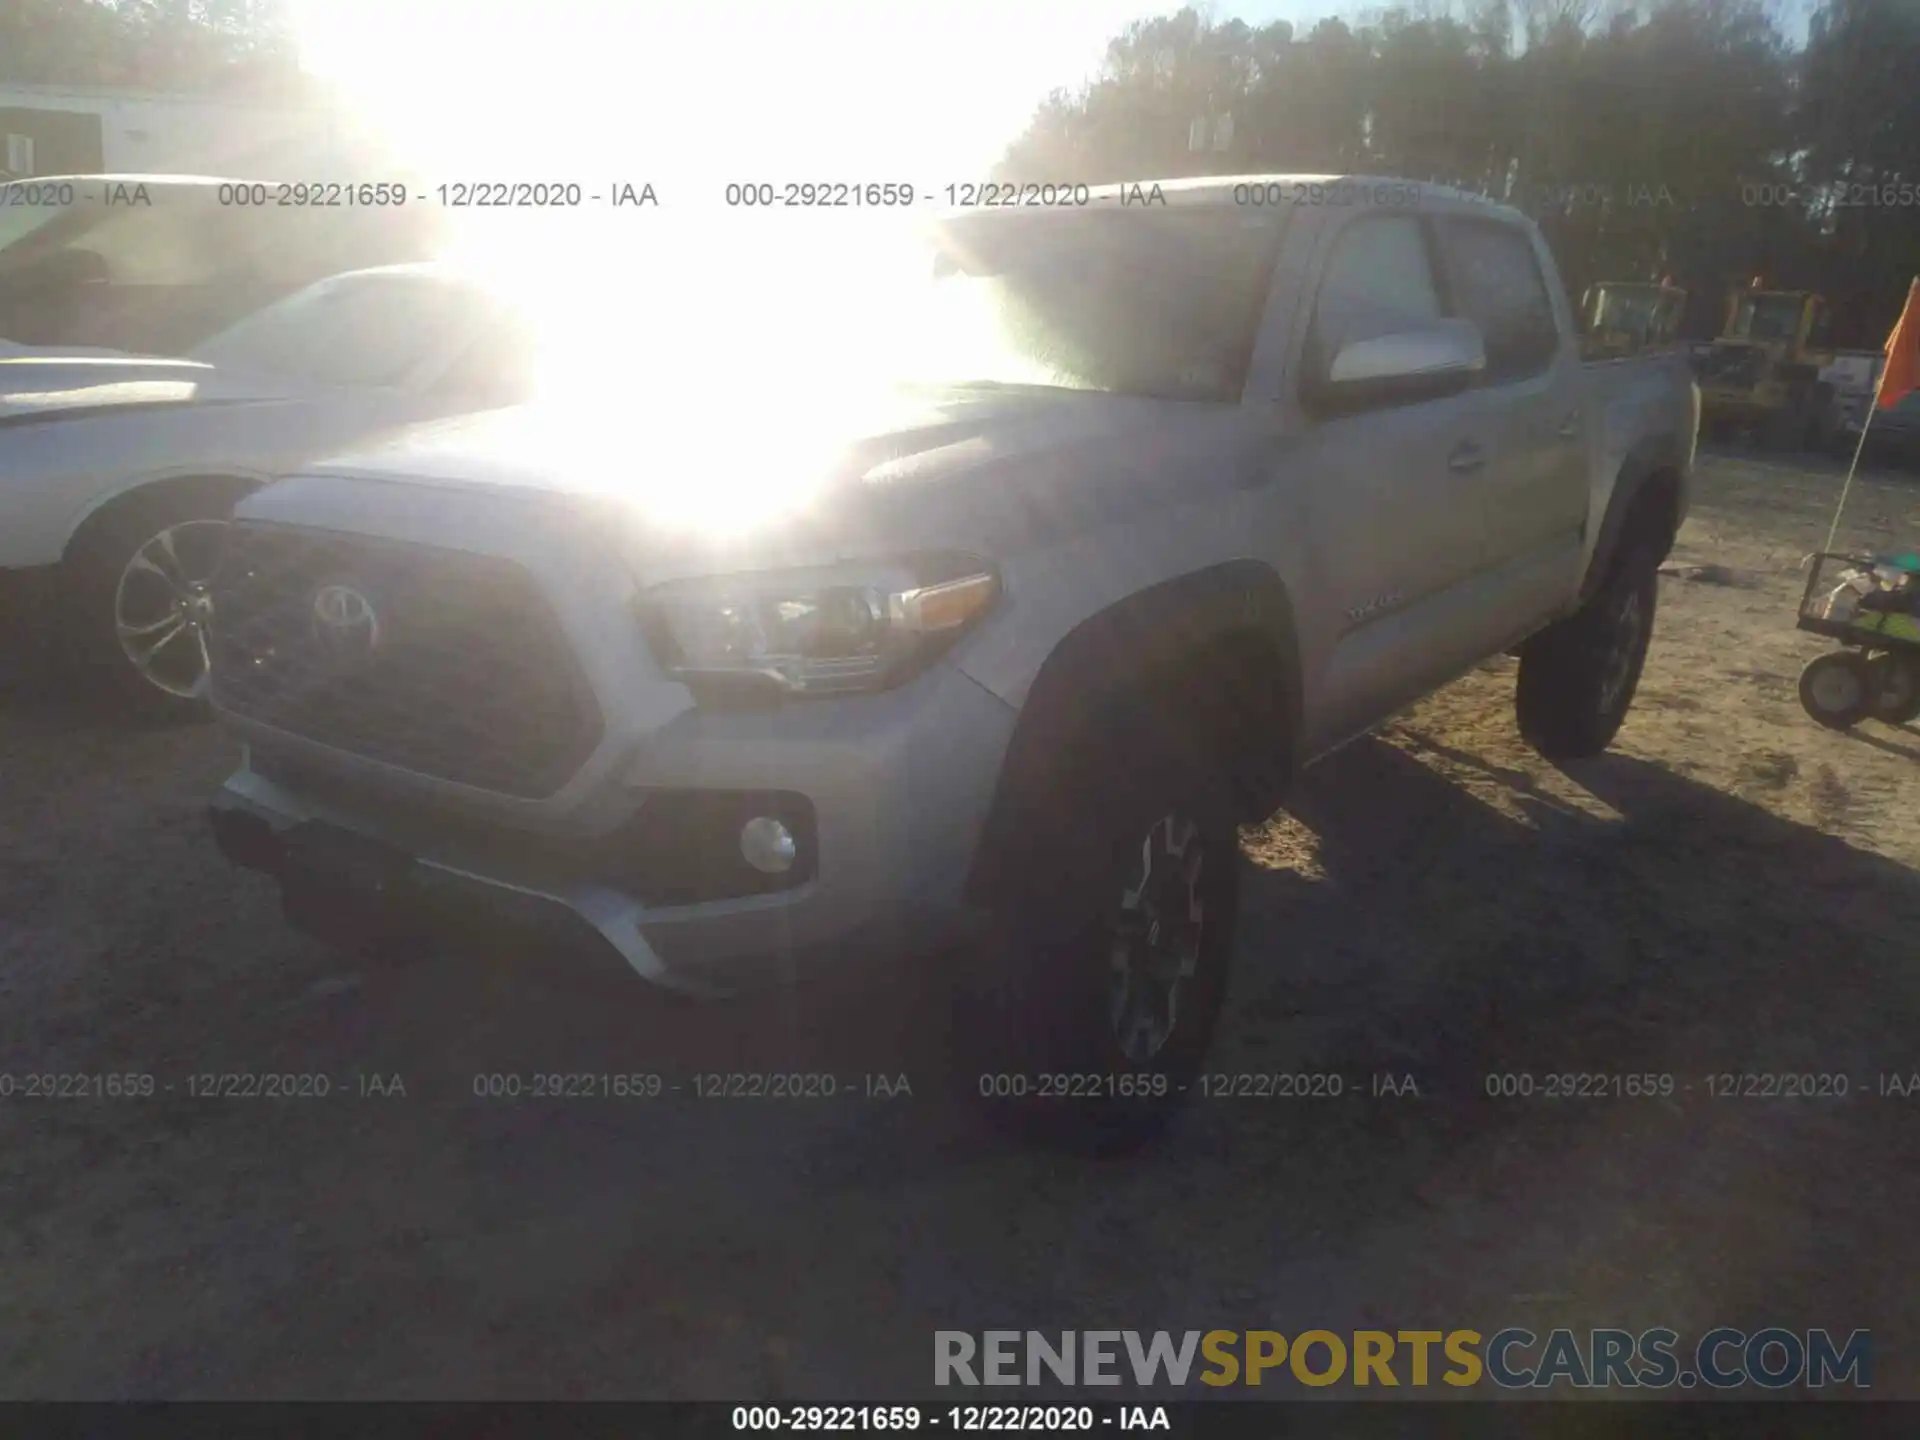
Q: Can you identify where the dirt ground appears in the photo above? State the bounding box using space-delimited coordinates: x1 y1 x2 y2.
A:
3 446 1919 1401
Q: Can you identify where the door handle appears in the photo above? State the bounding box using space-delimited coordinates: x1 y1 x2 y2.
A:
1447 441 1486 473
1556 413 1582 441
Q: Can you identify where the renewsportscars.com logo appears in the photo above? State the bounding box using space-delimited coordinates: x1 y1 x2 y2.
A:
934 1328 1872 1390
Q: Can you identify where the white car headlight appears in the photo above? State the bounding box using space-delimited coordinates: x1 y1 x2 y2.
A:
642 555 1000 699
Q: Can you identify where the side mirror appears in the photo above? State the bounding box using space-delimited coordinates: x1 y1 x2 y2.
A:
1317 320 1486 410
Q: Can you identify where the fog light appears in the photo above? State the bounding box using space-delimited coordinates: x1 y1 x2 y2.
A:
740 816 797 874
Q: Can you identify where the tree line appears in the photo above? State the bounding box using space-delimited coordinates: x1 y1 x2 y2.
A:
996 0 1920 348
0 0 307 101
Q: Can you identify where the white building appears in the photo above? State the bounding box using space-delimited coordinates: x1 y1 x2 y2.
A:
0 81 399 181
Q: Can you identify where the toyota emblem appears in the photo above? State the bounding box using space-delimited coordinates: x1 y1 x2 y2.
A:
310 582 382 660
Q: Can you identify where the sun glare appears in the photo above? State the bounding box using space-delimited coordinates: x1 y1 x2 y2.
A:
284 0 1107 196
284 0 1151 533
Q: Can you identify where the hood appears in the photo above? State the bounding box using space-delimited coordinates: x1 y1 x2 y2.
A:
289 384 1266 572
308 386 1136 483
0 353 313 424
0 339 142 359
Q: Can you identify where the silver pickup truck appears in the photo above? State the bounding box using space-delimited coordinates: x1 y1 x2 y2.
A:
206 176 1699 1149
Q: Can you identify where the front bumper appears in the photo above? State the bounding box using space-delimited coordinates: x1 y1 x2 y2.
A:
210 656 1016 998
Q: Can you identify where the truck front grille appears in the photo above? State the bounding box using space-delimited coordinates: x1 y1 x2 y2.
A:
210 523 603 799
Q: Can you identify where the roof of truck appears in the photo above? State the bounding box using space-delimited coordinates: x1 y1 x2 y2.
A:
994 173 1525 223
7 174 238 189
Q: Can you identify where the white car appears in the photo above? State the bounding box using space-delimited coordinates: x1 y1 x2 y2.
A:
0 263 539 717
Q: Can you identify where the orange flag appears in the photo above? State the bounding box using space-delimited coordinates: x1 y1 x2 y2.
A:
1880 277 1920 410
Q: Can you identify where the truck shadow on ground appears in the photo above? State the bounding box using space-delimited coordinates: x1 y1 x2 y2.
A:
1244 725 1920 1048
1175 728 1920 1221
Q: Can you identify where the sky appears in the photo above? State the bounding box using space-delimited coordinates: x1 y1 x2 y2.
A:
289 0 1342 186
284 0 1815 271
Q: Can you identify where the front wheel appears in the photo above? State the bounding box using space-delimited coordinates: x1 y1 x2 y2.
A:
1515 540 1659 760
1798 651 1872 730
956 719 1240 1154
62 489 238 721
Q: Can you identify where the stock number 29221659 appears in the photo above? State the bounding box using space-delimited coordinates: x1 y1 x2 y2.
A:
217 182 409 206
730 1406 922 1430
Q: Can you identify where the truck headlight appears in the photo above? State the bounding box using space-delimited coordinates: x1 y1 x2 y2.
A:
641 555 1000 699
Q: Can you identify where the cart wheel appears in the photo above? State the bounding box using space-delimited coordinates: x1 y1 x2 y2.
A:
1798 652 1872 730
1866 653 1920 725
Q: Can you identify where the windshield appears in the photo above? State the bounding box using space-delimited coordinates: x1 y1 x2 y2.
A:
0 185 219 273
1730 294 1804 342
0 198 79 252
869 209 1287 403
1592 288 1660 332
189 272 479 387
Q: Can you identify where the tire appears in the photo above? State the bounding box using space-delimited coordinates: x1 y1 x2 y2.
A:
1797 651 1872 730
1515 539 1660 761
1866 652 1920 725
955 692 1241 1155
59 485 240 722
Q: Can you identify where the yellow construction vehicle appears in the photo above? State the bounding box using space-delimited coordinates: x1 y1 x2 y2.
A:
1579 279 1687 361
1696 280 1840 450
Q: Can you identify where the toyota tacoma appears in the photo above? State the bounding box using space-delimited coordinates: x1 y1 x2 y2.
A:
206 176 1699 1147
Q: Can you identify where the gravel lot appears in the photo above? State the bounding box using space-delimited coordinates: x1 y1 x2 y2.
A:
3 448 1918 1400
